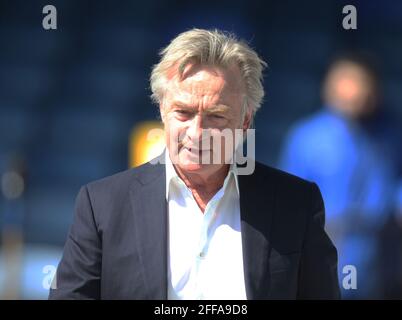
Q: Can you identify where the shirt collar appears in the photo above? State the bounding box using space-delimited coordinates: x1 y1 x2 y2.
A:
165 150 240 200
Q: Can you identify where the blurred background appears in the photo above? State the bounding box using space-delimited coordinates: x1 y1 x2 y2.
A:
0 0 401 299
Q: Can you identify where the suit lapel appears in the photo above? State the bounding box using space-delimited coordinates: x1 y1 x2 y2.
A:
239 164 275 299
130 159 167 299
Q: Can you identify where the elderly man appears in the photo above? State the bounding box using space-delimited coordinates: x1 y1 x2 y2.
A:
49 29 340 300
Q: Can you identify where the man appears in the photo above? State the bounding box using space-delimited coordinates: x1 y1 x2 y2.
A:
49 29 340 300
279 53 401 298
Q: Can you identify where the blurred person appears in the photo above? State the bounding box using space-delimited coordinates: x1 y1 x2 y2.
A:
279 53 401 299
0 154 27 299
49 29 340 300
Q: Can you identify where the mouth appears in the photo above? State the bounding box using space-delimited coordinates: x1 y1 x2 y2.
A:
184 147 211 153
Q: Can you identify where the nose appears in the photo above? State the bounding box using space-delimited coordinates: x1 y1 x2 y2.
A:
186 115 203 142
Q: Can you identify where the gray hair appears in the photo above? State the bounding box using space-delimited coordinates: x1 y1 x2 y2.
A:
150 28 267 123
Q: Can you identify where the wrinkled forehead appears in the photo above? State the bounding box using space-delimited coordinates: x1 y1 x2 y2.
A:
165 63 246 101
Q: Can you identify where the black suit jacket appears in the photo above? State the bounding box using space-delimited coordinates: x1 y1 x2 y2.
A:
49 154 340 299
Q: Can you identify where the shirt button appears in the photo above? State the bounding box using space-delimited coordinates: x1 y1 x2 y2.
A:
199 252 205 258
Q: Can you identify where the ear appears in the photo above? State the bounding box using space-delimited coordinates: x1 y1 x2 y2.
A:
159 102 166 123
242 108 253 130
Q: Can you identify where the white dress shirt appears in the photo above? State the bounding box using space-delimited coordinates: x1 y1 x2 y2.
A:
166 151 247 300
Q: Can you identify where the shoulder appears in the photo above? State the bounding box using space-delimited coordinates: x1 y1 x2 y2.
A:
73 160 164 228
251 160 321 212
253 160 314 191
82 160 164 209
86 161 157 192
252 162 324 251
285 110 342 142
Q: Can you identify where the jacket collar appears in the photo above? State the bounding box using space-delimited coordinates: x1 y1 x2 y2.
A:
164 149 240 200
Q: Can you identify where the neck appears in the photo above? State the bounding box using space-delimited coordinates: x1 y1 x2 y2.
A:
173 164 230 213
174 164 229 191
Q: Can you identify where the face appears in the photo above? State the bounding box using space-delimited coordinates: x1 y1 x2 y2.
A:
324 61 377 119
161 63 250 177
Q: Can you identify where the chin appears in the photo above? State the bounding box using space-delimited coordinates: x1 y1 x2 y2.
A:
176 153 216 173
178 163 207 172
177 155 208 172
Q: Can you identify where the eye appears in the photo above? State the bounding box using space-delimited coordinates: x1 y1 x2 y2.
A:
175 110 192 116
210 114 225 120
